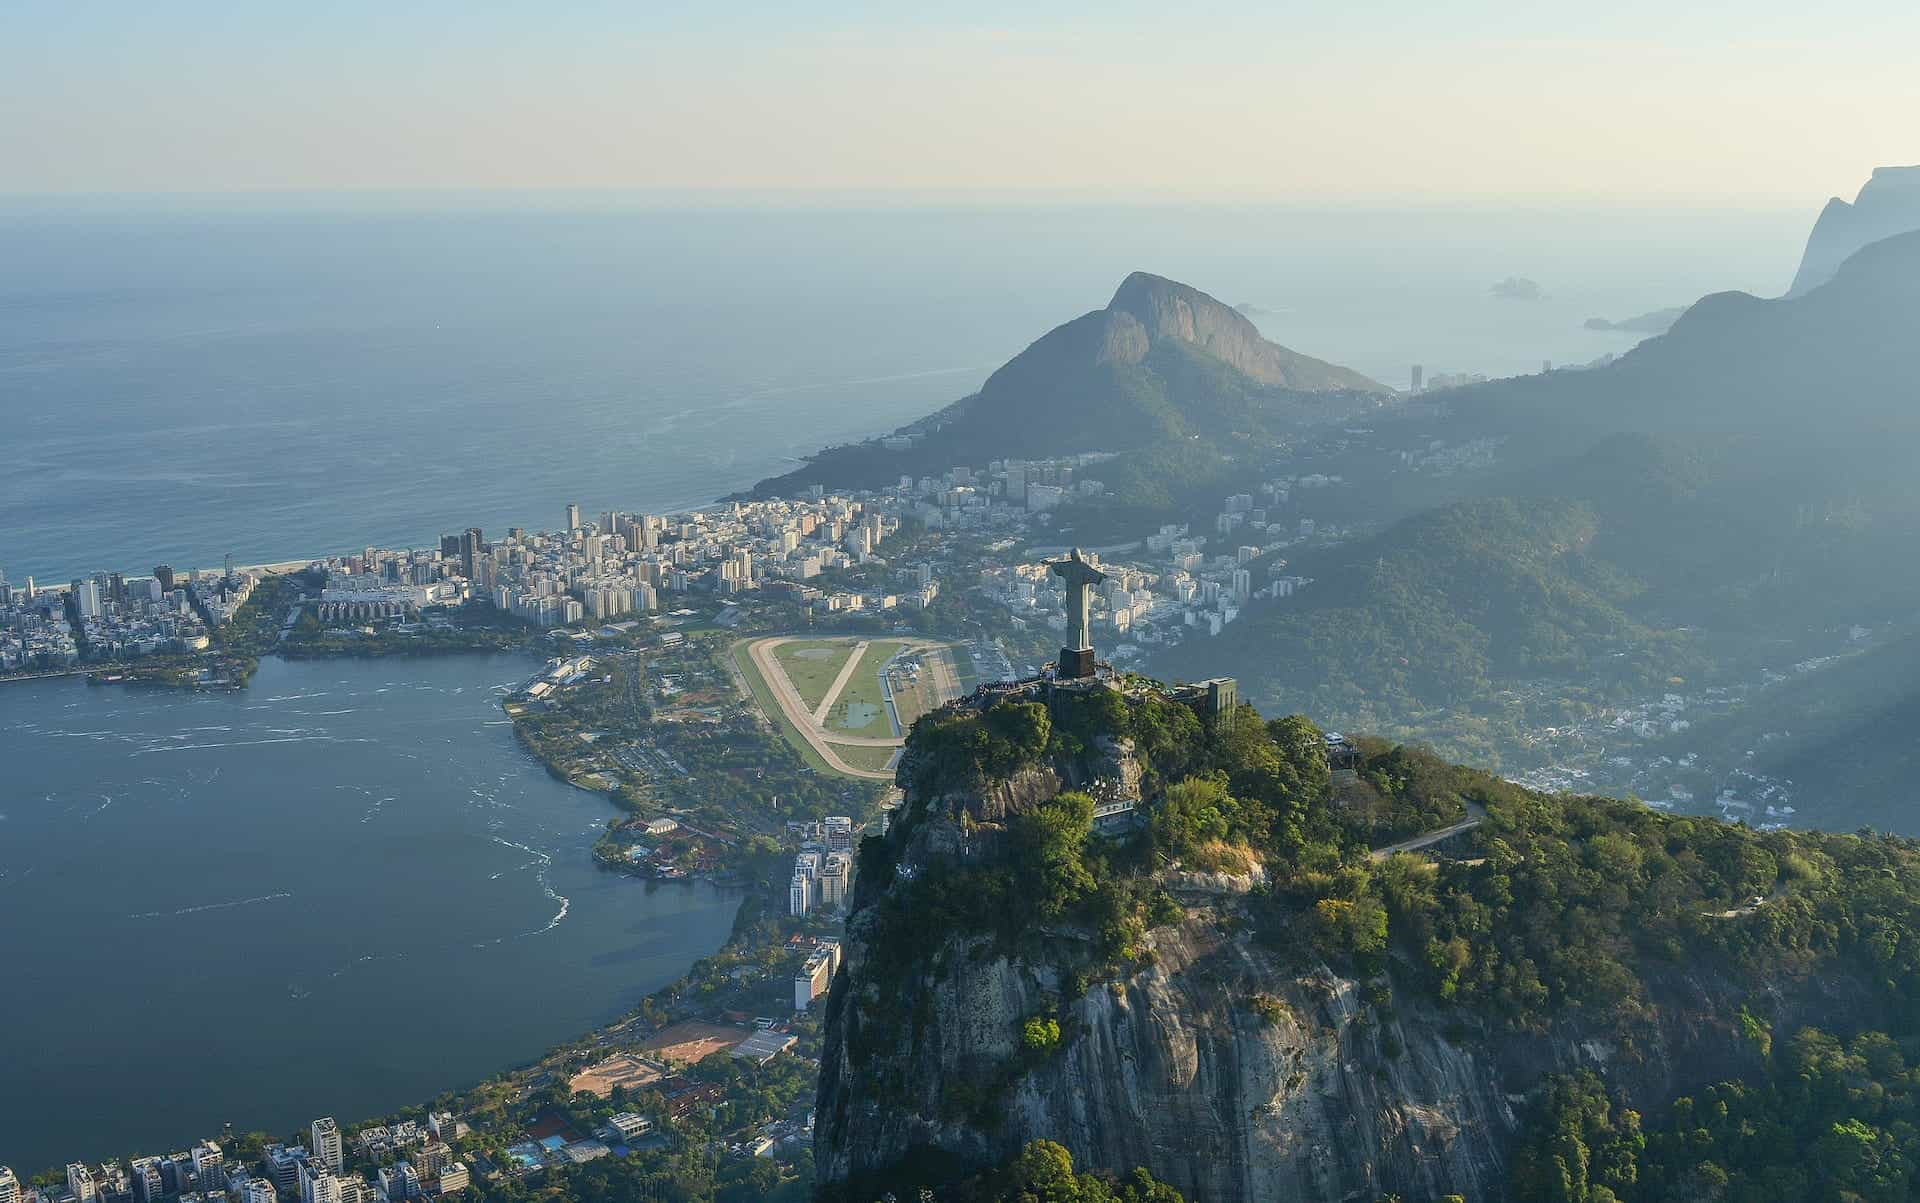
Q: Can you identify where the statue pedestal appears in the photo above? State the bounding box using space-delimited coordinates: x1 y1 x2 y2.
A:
1057 647 1095 680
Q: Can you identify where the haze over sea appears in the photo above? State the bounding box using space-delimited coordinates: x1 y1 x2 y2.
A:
1 201 1805 586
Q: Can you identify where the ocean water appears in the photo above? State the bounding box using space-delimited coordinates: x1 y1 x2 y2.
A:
0 654 739 1171
0 202 1805 584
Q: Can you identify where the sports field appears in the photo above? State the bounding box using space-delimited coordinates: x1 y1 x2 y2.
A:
733 635 963 781
829 640 906 735
834 743 902 774
568 1053 662 1099
772 639 860 712
730 640 836 774
641 1020 746 1065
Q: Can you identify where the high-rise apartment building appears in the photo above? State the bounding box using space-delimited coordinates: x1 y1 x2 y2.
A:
191 1143 224 1194
129 1159 164 1203
311 1116 343 1173
299 1161 341 1203
819 851 852 908
823 816 854 851
71 578 102 619
264 1145 309 1196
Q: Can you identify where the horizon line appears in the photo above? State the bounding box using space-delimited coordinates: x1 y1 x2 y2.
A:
0 185 1820 217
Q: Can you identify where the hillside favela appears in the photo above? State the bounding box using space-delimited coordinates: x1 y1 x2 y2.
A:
5 6 1920 1203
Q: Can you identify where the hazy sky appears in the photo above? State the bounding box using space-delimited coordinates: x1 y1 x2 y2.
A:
2 1 1914 205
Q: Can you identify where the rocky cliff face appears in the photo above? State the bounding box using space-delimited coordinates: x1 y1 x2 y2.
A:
816 892 1521 1200
817 723 1880 1202
1103 271 1380 392
1787 165 1920 296
819 892 1874 1200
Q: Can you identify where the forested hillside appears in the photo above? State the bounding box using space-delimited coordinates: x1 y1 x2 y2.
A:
817 680 1920 1200
1159 497 1692 761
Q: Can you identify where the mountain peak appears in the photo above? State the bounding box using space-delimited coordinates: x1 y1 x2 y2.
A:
747 271 1385 497
1100 271 1379 391
1786 165 1920 296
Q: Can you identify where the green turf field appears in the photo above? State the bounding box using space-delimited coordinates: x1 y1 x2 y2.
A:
833 743 901 774
731 642 834 774
772 639 860 712
831 640 905 734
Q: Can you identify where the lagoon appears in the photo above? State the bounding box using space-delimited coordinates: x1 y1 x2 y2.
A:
0 653 738 1171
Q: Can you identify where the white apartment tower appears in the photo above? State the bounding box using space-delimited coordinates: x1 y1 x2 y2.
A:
0 1166 20 1203
312 1117 343 1173
190 1144 225 1194
67 1164 98 1203
299 1161 341 1203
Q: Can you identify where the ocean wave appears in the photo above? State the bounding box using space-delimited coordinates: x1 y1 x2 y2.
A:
134 735 367 754
484 836 573 936
490 835 552 865
530 886 572 934
130 891 292 920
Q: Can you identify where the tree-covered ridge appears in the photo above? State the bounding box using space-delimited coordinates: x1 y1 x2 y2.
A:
884 683 1920 1033
1514 1022 1920 1202
1161 495 1697 759
846 679 1920 1199
1267 757 1920 1040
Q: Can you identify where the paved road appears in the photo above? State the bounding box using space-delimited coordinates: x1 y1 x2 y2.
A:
1370 801 1489 862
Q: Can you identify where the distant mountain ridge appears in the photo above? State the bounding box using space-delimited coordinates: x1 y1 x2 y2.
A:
1582 306 1684 334
1157 229 1920 779
1453 227 1920 449
1787 164 1920 296
749 272 1383 495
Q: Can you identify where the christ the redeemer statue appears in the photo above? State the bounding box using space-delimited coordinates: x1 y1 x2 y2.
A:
1050 548 1107 679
